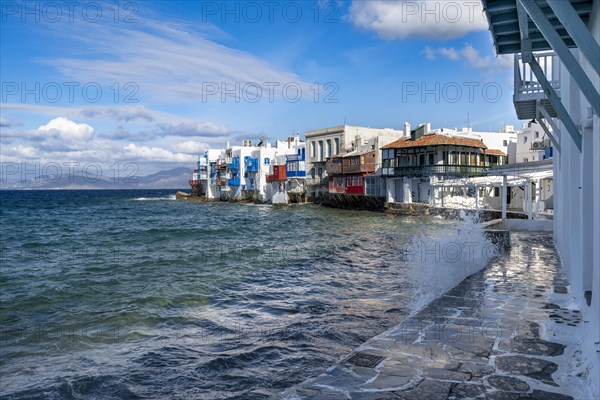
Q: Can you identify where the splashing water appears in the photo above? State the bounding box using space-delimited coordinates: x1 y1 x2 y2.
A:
406 212 497 315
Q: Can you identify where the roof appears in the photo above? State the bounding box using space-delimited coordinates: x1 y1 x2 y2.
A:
485 149 508 156
382 134 488 150
482 0 594 55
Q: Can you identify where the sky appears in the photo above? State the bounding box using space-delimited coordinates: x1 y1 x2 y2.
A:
0 0 522 177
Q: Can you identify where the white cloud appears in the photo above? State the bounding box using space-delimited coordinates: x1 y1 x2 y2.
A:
423 46 435 60
348 0 488 40
172 140 210 154
439 47 460 60
424 43 512 76
37 117 94 142
123 144 196 162
43 17 313 102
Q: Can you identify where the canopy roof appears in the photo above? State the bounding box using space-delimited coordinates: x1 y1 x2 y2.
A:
482 0 593 54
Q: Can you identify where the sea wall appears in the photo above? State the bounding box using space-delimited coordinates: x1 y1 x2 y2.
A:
385 202 529 222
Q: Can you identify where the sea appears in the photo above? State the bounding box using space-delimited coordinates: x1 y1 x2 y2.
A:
0 189 495 399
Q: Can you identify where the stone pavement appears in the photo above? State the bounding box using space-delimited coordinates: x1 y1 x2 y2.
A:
282 233 585 400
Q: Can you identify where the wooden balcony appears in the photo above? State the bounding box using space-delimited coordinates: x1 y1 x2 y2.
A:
343 162 376 174
326 158 342 175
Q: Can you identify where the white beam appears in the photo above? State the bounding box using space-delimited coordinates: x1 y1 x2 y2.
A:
537 101 562 152
526 179 533 219
528 57 582 151
535 179 542 219
520 0 600 117
547 0 600 77
502 175 508 221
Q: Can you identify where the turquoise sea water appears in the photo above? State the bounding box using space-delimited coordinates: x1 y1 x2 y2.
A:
0 189 468 399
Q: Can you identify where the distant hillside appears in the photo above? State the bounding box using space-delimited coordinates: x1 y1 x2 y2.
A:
1 167 192 190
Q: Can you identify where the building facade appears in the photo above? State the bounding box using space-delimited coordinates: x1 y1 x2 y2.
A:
304 125 407 199
515 120 554 163
382 123 508 204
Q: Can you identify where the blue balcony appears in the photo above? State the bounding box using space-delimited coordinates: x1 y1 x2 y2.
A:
229 157 240 170
287 170 306 178
245 156 259 172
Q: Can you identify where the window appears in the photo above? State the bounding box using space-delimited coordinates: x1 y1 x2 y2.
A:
334 138 340 155
326 139 332 158
503 140 507 146
318 140 324 161
494 187 500 197
264 158 270 165
523 136 528 143
523 157 529 163
311 142 316 158
535 131 539 138
428 153 434 165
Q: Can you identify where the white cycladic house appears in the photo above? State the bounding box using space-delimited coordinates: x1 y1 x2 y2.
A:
516 120 554 163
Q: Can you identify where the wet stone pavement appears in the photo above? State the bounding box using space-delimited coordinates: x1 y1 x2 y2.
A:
282 233 583 400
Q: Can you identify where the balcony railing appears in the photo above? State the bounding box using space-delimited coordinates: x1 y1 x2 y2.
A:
287 170 306 178
286 152 305 162
343 162 376 174
383 165 488 177
513 52 560 119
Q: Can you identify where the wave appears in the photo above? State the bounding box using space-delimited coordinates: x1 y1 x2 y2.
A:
406 213 497 315
132 195 176 201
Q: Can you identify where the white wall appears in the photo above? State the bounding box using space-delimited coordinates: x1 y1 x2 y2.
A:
552 3 599 396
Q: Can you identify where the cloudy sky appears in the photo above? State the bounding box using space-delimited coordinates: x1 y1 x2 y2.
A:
1 0 519 176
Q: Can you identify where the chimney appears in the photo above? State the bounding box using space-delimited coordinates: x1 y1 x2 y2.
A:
403 122 410 137
425 122 431 133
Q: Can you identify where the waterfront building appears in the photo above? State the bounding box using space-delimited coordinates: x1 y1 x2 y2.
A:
189 148 224 197
190 136 305 203
265 135 306 204
305 125 406 200
381 123 508 204
483 0 599 395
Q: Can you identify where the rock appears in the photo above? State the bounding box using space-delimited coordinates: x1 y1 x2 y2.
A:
175 191 190 200
495 356 558 385
487 375 530 392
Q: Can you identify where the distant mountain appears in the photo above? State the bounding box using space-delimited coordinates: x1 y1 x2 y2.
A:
1 167 192 190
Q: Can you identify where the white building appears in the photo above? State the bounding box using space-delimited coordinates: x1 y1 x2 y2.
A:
484 0 599 396
191 136 306 203
515 120 553 163
305 124 407 199
432 125 517 162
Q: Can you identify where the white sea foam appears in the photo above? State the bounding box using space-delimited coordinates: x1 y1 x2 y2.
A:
132 194 177 201
406 214 497 315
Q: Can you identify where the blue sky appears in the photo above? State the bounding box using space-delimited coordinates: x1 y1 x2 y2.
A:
0 0 520 175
